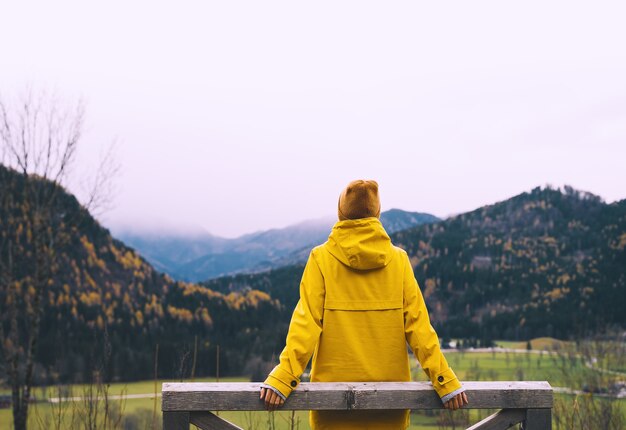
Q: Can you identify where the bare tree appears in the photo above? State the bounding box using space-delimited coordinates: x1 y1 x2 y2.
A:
0 87 119 430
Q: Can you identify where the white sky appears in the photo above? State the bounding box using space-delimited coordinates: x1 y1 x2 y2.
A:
1 1 625 238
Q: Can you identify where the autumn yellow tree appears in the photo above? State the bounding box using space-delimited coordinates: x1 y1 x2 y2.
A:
0 88 118 430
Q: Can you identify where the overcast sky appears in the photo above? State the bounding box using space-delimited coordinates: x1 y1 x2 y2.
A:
1 1 625 238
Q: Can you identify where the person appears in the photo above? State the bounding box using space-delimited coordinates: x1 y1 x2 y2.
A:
260 179 468 429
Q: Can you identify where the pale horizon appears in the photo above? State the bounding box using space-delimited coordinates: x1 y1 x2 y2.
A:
106 182 617 239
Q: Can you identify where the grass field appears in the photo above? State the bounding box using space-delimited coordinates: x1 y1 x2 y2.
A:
493 337 570 351
1 340 624 429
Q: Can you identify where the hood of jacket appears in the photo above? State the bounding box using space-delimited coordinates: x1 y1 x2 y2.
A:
325 217 394 270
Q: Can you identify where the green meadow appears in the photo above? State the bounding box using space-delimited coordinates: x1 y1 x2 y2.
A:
1 341 624 429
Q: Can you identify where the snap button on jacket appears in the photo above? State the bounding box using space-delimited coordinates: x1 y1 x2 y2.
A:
264 217 462 429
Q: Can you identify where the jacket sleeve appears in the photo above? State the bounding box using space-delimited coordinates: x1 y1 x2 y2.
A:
402 251 464 403
263 250 325 399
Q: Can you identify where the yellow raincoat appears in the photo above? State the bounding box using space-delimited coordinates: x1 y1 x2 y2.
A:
264 217 462 429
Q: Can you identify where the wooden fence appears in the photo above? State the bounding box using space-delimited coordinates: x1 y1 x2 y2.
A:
162 381 553 430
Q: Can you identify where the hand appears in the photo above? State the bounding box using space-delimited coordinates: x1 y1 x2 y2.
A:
444 392 468 410
260 387 285 411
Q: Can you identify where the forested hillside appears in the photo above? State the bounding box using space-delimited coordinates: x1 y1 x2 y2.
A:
394 185 626 340
3 161 624 388
204 186 626 342
0 164 283 384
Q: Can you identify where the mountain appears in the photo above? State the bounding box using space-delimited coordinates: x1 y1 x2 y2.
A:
115 209 440 282
247 209 442 272
202 185 626 341
393 185 625 340
381 208 440 233
109 227 228 274
0 164 282 383
4 161 623 388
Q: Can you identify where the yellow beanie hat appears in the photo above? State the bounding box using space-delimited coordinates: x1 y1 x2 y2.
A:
338 179 381 221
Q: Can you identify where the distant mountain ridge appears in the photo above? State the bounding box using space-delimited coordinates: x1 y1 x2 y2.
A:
114 209 440 282
202 185 626 340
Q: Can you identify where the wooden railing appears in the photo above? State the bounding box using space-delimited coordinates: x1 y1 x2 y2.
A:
162 381 553 430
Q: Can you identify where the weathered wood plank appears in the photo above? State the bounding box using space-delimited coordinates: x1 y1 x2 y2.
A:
162 381 553 411
163 411 189 430
522 408 552 430
189 411 243 430
466 408 526 430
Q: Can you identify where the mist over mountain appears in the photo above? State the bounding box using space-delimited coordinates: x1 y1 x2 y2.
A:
114 209 440 282
108 228 228 274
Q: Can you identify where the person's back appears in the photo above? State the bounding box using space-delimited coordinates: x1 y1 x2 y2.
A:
261 180 467 429
309 216 413 428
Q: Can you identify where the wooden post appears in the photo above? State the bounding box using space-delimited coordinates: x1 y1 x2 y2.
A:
190 412 243 430
163 411 189 430
523 408 552 430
